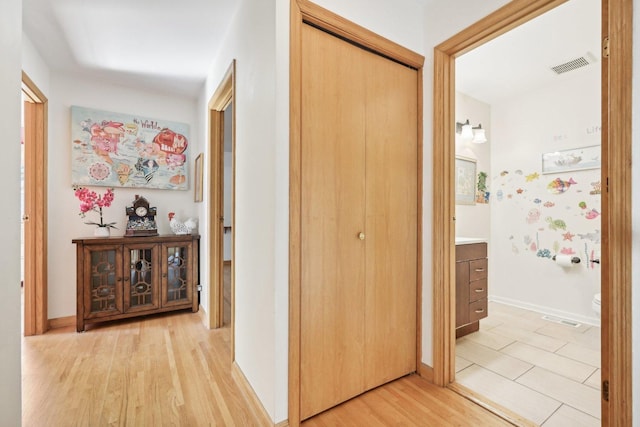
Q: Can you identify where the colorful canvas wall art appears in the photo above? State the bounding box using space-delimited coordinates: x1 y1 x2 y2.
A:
71 106 190 190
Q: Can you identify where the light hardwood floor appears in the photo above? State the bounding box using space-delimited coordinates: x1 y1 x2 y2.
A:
22 312 264 426
23 309 513 426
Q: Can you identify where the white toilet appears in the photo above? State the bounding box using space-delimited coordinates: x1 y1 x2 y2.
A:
592 293 601 318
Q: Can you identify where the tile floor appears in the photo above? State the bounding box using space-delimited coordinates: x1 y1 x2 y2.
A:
455 301 601 426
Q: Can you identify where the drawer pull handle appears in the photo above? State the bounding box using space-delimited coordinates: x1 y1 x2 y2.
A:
474 288 485 293
475 308 485 313
474 268 485 272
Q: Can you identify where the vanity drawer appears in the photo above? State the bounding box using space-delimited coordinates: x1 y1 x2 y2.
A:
456 242 487 262
469 299 488 322
469 259 488 281
469 278 488 302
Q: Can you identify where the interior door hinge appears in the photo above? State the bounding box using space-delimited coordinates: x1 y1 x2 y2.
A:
603 36 610 58
603 380 610 402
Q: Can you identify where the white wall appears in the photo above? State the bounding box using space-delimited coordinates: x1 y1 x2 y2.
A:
47 72 198 318
424 0 511 367
0 0 22 423
22 32 50 96
200 0 281 420
455 92 491 239
489 65 601 324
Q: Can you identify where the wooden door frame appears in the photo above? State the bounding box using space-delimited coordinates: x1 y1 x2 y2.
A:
431 0 632 425
289 1 424 425
21 71 48 336
208 60 236 360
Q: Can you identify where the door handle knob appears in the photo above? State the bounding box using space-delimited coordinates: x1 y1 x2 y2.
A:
358 232 365 240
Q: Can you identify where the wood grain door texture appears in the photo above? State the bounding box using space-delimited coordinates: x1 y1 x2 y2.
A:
300 23 417 419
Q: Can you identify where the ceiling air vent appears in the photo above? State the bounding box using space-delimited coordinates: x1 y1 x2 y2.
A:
550 52 597 75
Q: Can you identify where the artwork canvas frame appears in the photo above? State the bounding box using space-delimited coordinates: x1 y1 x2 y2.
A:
455 156 477 205
71 105 190 190
194 153 204 203
541 145 601 174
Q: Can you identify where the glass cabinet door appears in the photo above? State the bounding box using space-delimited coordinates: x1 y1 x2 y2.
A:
162 243 192 307
124 244 160 312
83 245 123 318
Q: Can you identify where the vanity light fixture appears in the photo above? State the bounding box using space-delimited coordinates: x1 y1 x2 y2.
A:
455 119 473 140
456 119 488 144
472 124 487 144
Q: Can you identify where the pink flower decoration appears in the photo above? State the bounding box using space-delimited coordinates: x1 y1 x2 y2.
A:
73 186 117 229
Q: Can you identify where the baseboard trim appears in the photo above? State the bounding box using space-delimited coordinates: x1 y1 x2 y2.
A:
418 363 434 383
48 315 75 330
231 362 275 426
275 421 289 427
197 304 210 329
490 296 600 327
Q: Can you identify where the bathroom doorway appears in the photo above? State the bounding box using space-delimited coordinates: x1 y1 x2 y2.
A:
432 0 632 425
452 0 602 424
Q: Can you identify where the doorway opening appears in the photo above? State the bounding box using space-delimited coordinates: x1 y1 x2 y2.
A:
432 0 632 425
222 102 233 327
208 60 236 358
21 72 48 336
452 0 602 424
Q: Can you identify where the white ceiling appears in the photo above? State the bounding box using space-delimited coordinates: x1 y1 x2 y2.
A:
456 0 601 106
22 0 240 97
22 0 599 102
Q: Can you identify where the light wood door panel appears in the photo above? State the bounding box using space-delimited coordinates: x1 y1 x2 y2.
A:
300 24 367 419
364 52 418 389
300 22 418 420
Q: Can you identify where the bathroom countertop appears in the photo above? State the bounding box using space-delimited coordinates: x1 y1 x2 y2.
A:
455 237 488 245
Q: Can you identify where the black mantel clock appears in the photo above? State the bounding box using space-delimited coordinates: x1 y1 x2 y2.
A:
125 195 158 236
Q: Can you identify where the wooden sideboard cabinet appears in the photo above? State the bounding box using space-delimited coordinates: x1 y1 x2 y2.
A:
73 234 200 332
455 242 488 338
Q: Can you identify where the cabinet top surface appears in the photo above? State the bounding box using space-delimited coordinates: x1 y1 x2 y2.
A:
73 234 200 244
455 237 488 245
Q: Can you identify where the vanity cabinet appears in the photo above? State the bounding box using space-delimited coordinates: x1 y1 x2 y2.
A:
73 234 199 332
455 242 488 338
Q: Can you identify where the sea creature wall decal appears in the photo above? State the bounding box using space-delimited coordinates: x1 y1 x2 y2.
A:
585 209 600 220
547 177 577 194
546 217 567 231
526 209 541 224
525 172 540 182
578 230 601 244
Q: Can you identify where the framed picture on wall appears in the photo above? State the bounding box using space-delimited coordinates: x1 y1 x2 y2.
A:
70 105 190 190
194 153 204 203
455 156 477 205
541 145 601 174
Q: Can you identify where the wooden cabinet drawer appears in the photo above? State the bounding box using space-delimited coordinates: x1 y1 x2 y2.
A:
469 299 488 322
469 259 488 281
469 278 487 302
455 243 487 262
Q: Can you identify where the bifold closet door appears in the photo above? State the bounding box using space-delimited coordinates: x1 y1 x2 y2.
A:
300 24 367 419
300 23 418 420
363 50 418 390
